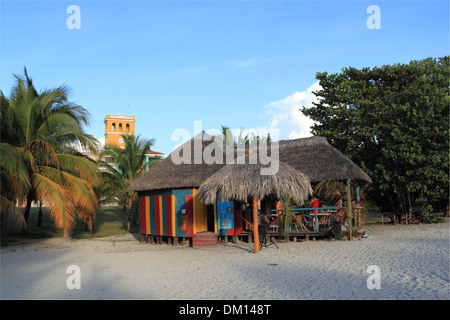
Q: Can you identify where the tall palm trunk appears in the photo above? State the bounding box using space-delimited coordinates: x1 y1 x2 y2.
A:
23 196 33 226
37 201 43 226
1 211 8 246
127 196 132 232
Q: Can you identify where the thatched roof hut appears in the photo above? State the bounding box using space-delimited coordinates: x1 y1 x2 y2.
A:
197 153 313 205
278 136 372 184
129 134 371 193
129 131 225 192
197 152 313 253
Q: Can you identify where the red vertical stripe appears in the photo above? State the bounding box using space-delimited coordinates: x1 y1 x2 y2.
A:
140 197 146 234
185 194 194 237
234 207 244 235
166 195 172 237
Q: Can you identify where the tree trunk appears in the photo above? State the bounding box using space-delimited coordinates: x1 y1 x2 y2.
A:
23 197 33 224
396 192 405 213
387 193 396 213
406 192 413 223
37 201 43 226
127 197 132 233
1 212 8 247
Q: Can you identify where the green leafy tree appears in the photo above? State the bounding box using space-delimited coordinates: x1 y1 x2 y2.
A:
302 57 449 215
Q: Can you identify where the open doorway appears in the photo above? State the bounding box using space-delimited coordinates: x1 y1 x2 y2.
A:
206 205 215 232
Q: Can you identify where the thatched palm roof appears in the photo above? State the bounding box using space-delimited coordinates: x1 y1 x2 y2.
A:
197 152 313 205
278 136 372 184
129 134 371 193
128 131 225 192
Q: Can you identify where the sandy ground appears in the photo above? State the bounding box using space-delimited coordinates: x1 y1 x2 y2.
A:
1 219 449 300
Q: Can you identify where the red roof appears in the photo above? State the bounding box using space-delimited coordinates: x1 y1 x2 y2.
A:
145 150 164 156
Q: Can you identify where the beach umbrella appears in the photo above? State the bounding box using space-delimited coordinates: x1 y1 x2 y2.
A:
197 150 313 253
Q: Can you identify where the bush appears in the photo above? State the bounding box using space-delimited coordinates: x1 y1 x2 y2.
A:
415 204 445 223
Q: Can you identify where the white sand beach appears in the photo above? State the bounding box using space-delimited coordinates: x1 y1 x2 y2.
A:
1 220 449 300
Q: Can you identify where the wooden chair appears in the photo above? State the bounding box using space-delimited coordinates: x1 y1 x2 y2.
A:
318 215 330 229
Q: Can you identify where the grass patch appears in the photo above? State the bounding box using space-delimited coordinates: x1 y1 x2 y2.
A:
7 206 139 240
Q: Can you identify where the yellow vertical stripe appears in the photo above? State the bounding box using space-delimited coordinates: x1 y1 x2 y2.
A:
145 196 150 234
193 189 208 234
214 202 217 234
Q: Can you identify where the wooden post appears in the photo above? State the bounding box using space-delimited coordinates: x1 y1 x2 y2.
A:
356 185 361 228
253 196 260 253
314 207 319 233
346 179 353 241
284 200 290 240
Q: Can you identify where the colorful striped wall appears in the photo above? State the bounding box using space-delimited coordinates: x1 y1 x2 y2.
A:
139 189 242 238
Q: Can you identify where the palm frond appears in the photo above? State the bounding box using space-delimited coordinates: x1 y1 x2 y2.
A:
25 140 59 167
32 172 76 233
0 195 26 231
56 154 101 187
36 113 82 141
40 166 98 229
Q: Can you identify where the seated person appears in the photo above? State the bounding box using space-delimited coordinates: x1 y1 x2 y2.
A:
331 195 346 222
309 195 319 214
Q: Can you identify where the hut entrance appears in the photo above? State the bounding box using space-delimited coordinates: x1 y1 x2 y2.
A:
206 205 215 232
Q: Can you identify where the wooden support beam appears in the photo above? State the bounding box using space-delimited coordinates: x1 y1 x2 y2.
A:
253 196 260 253
346 179 353 241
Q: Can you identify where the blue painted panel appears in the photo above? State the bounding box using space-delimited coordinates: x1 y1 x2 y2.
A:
173 189 192 237
150 196 156 235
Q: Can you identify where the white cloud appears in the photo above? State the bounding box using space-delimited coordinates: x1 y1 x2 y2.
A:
97 137 105 146
232 57 262 68
263 81 321 140
180 66 209 73
231 56 274 68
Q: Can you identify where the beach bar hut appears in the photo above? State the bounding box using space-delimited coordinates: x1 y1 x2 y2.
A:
130 133 371 245
197 151 313 253
278 136 372 238
129 131 244 245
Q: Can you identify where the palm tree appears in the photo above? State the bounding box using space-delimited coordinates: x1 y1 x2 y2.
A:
0 143 29 245
216 125 272 148
98 134 157 232
0 68 100 245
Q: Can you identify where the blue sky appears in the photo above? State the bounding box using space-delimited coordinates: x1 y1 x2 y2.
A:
1 0 448 155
